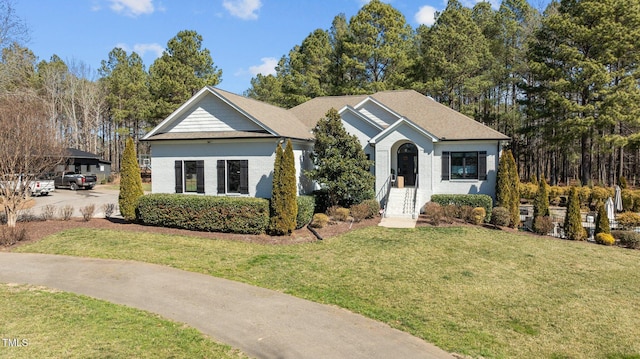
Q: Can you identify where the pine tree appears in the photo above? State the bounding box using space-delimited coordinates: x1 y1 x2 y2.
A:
119 137 144 221
564 186 586 241
594 201 610 235
496 149 520 228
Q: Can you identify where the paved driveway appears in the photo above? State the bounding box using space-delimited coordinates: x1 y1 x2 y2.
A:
0 252 454 359
26 185 120 218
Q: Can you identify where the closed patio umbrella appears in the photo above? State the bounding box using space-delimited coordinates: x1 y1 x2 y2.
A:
614 185 623 212
606 197 615 222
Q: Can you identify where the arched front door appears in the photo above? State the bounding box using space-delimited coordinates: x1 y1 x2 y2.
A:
397 143 418 186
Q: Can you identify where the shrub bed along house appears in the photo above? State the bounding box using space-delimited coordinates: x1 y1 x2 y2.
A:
137 194 269 234
430 194 492 222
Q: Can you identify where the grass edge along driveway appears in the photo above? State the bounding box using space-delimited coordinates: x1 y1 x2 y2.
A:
0 283 247 359
14 225 640 359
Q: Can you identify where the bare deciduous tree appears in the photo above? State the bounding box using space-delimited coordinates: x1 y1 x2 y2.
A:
0 0 29 49
0 91 64 227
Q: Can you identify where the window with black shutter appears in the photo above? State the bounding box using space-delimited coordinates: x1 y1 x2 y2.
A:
442 151 487 181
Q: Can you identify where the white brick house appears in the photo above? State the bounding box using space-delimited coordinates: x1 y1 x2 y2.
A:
143 87 509 216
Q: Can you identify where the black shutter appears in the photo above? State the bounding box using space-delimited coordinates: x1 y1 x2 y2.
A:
174 161 183 193
441 152 450 180
239 160 249 194
196 160 205 193
478 151 487 180
217 160 225 194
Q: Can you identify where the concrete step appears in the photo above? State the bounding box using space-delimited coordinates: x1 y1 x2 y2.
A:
385 188 416 218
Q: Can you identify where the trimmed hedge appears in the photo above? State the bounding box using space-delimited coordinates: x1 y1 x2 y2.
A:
431 194 493 222
137 194 269 234
296 196 315 229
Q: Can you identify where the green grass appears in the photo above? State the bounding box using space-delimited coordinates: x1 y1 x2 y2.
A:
0 284 246 358
103 182 151 192
15 225 640 358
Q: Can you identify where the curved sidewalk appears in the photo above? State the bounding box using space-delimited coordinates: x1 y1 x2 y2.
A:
0 253 453 359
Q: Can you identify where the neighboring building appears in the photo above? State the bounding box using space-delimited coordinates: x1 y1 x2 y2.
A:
142 87 509 217
56 148 112 182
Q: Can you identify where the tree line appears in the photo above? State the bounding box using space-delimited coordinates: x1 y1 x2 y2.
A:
1 0 638 187
247 0 640 187
0 17 220 171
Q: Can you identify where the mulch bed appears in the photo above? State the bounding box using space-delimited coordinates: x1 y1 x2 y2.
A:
2 216 383 251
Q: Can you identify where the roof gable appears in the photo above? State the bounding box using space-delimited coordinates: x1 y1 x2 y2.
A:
288 90 509 142
369 118 438 144
353 97 401 128
144 87 313 141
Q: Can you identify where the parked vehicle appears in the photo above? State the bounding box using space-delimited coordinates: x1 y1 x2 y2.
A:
0 174 54 197
31 175 55 196
54 172 97 190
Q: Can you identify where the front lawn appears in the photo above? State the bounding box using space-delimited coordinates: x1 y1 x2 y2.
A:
15 226 640 358
0 284 246 358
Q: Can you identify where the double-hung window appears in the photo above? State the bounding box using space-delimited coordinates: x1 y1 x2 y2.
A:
217 160 249 194
441 151 487 180
174 160 205 193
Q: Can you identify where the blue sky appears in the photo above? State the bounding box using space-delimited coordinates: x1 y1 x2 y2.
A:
15 0 549 95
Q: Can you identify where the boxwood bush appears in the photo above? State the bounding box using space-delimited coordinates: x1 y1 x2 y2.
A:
137 194 269 234
296 196 315 229
430 194 493 222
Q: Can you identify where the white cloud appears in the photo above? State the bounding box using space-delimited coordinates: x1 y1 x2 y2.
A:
223 0 262 20
460 0 500 9
133 43 164 58
415 5 438 26
115 43 164 60
248 57 277 76
109 0 154 17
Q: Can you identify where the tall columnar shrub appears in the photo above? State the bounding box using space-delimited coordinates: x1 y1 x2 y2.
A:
533 177 550 218
269 140 298 235
119 137 144 221
564 187 586 241
594 201 610 235
496 149 520 228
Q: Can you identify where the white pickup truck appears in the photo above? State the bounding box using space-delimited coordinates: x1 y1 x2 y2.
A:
0 174 55 197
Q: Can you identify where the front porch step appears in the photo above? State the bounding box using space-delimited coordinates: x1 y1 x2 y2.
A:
385 187 416 218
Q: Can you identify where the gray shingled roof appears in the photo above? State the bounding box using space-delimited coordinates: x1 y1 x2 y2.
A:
289 90 509 141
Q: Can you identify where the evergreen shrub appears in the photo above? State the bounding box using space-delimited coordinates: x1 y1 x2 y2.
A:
119 137 144 221
533 178 550 218
616 212 640 229
595 233 615 246
594 202 610 235
490 207 511 227
590 186 614 204
137 194 269 234
576 186 591 206
430 194 492 222
361 199 380 218
471 207 486 225
333 207 350 222
350 203 370 222
310 213 329 228
423 202 443 226
621 189 640 212
296 195 315 229
611 230 640 249
519 182 537 201
564 187 587 241
533 216 554 235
